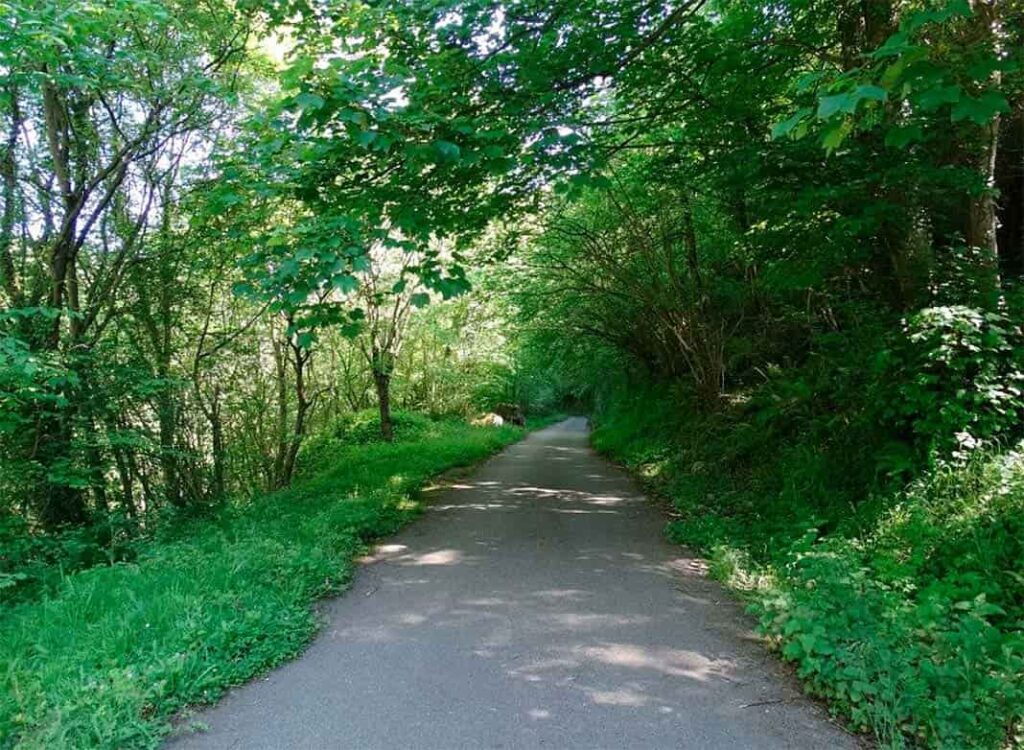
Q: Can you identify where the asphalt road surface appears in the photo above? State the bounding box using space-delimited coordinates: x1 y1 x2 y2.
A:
169 417 858 749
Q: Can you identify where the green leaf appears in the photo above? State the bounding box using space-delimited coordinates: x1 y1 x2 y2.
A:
884 124 924 149
772 108 812 140
821 120 853 152
231 282 255 298
331 274 360 294
916 84 961 112
432 140 461 162
410 293 430 308
294 91 325 112
817 93 854 119
870 31 911 59
951 91 1010 125
281 55 314 88
854 85 887 103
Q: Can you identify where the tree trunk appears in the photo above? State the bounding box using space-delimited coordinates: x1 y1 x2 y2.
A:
996 109 1023 276
35 414 88 528
271 337 288 487
372 366 394 442
681 195 702 291
157 390 181 507
280 340 312 487
209 387 226 499
963 0 1004 298
111 441 136 517
967 116 1003 296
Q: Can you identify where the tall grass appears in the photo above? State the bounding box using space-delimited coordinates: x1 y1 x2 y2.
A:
1 418 526 749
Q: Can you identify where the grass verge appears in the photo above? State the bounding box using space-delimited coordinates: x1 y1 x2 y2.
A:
0 417 536 749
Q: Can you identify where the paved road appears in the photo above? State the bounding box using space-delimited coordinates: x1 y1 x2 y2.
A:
170 418 857 749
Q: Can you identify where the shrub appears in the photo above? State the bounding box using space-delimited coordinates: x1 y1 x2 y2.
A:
878 305 1024 461
592 380 1024 748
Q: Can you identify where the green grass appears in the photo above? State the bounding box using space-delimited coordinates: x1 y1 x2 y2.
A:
592 390 1024 749
0 417 532 749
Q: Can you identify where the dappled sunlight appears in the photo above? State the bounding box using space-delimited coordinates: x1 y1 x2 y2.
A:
541 612 651 629
579 643 718 680
396 548 465 566
532 588 591 601
549 508 621 515
358 543 408 563
397 613 427 625
586 688 650 707
432 502 511 511
308 421 803 743
506 485 636 509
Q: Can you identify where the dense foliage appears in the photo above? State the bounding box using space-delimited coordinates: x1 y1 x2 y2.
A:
3 0 1024 746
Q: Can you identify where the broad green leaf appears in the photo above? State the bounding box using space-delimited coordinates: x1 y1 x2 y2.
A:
433 140 461 162
884 125 924 149
917 84 961 111
854 85 887 103
772 108 812 140
294 91 325 111
951 91 1010 125
817 93 854 119
331 274 360 294
821 120 853 152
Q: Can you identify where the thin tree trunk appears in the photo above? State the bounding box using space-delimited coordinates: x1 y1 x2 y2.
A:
280 339 313 486
966 114 1003 291
965 0 1004 296
372 365 394 442
209 387 226 499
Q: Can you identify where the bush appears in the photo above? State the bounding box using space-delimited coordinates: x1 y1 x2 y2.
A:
0 512 139 606
592 380 1024 748
331 409 437 444
754 451 1024 747
878 306 1024 461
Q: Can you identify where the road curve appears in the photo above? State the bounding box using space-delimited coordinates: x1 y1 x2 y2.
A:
169 417 857 749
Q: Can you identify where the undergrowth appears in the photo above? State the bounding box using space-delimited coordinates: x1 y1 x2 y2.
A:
0 417 527 749
592 386 1024 749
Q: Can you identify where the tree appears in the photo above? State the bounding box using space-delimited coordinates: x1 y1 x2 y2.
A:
0 0 254 526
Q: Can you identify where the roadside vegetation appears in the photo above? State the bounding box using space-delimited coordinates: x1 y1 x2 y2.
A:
1 414 530 748
591 391 1023 748
3 0 1024 748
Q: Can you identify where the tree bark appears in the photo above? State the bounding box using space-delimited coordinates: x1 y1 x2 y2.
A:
966 116 1003 293
372 362 394 442
995 109 1024 276
209 386 226 499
